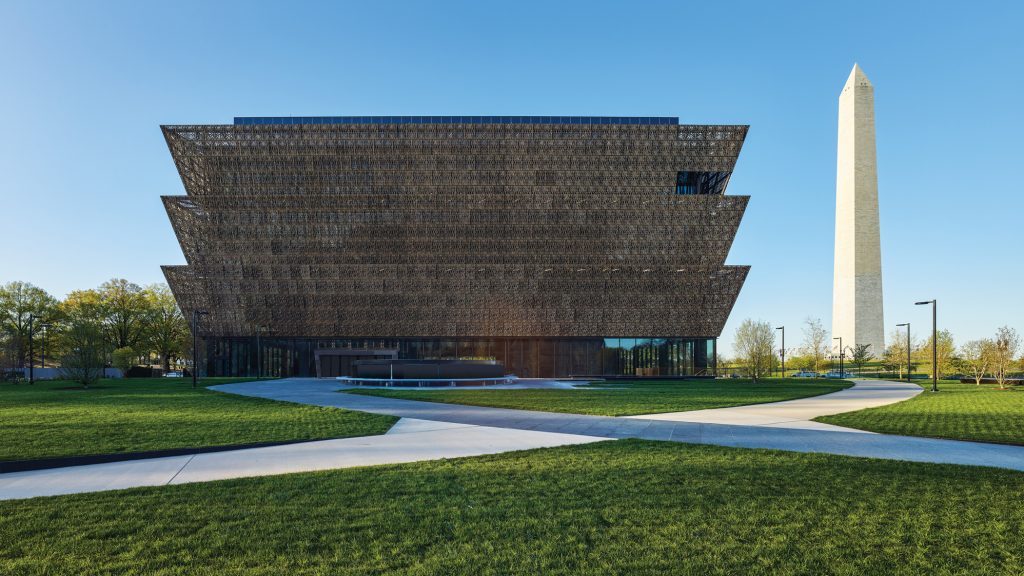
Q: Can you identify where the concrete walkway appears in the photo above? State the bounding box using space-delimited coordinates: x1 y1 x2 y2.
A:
626 379 922 432
4 377 1023 501
0 419 603 500
211 378 1024 472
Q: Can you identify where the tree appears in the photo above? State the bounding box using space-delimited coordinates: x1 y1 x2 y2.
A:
787 352 815 372
915 329 956 380
96 279 149 350
884 328 917 379
991 326 1020 390
849 343 874 375
0 281 59 369
142 284 189 371
59 319 106 389
111 346 136 376
800 318 829 374
733 319 777 381
959 339 994 386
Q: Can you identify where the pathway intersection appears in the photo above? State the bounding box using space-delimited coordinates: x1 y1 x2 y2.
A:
2 378 1022 500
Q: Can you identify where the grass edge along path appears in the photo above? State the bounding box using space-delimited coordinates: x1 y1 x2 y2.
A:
0 378 397 462
1 440 1023 575
345 378 851 417
816 380 1024 446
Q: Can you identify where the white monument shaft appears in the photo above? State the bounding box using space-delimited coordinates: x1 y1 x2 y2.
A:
832 64 884 356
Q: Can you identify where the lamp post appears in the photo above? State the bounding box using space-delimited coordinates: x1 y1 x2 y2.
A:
915 300 938 392
39 323 53 369
775 326 785 378
191 310 209 388
256 325 271 379
833 336 844 377
896 323 911 382
27 314 38 384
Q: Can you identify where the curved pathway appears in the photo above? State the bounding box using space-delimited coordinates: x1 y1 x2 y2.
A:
3 378 1023 500
213 378 1024 472
626 379 922 432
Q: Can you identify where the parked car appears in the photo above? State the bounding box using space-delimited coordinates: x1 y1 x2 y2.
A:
792 371 820 378
823 371 856 379
163 371 184 378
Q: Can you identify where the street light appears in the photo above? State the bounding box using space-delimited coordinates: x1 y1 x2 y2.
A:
896 323 911 382
27 314 38 384
191 310 209 388
39 323 53 369
256 324 271 379
775 326 785 378
915 300 938 392
833 336 844 377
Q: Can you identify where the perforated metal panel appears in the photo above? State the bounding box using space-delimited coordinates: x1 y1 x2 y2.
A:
162 120 749 342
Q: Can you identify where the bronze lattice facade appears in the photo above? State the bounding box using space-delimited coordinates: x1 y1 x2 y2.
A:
161 116 749 378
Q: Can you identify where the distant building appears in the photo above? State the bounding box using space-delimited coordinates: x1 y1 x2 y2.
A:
833 66 885 356
162 116 750 378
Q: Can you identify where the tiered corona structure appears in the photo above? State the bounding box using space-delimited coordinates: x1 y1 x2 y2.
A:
162 116 750 378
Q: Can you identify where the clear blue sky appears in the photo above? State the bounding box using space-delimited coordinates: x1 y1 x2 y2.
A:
2 0 1022 355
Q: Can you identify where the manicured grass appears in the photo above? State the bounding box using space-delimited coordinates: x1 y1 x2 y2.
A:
2 440 1023 575
817 381 1024 445
0 378 397 461
346 378 850 416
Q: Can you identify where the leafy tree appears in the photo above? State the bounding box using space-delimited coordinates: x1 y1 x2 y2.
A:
97 279 149 350
849 343 874 375
733 319 777 381
991 326 1020 390
111 346 136 376
915 329 956 380
59 319 106 389
800 318 829 374
787 352 816 372
0 281 59 369
959 339 994 385
884 328 917 379
142 284 188 371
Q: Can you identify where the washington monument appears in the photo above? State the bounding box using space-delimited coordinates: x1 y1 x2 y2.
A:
832 64 884 357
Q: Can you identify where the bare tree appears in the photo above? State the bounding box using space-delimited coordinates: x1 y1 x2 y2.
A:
991 326 1020 390
734 319 777 381
800 318 829 374
959 339 994 385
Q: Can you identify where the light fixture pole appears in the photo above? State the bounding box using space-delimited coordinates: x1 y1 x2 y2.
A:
775 326 785 378
256 324 270 379
40 323 53 369
191 310 209 388
27 314 38 384
833 336 843 377
915 300 938 392
896 323 910 382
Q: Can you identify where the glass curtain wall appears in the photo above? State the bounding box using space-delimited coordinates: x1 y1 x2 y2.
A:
204 337 714 378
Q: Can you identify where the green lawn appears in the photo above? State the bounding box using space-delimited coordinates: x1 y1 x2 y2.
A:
817 381 1024 445
0 378 397 462
346 378 850 416
2 440 1022 575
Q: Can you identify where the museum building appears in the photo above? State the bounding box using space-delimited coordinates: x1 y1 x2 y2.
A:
161 116 749 378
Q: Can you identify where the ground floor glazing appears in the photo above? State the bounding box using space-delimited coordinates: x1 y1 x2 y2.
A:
200 337 717 379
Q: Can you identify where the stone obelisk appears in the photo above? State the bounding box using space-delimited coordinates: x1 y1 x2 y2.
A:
832 64 884 357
